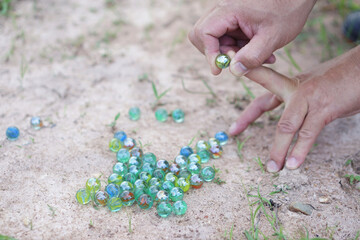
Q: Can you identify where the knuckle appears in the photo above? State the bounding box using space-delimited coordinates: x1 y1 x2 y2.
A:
277 120 297 134
298 128 314 140
243 53 263 68
270 151 285 163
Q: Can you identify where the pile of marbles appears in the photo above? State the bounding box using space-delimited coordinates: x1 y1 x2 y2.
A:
76 130 229 218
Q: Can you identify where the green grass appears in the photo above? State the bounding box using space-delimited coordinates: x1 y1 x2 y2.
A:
47 204 56 217
236 136 251 160
253 157 265 174
283 46 302 72
344 174 360 185
240 79 255 99
224 224 234 240
151 81 171 109
107 112 120 128
181 78 217 98
0 0 12 16
0 234 18 240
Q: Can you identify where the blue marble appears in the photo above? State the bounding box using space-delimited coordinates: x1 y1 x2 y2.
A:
114 131 127 142
215 131 229 146
180 146 193 158
105 183 120 198
6 126 20 141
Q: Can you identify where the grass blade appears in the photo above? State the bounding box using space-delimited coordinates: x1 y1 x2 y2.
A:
284 47 302 72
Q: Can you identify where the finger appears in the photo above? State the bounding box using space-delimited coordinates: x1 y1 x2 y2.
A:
219 35 237 46
285 113 325 169
264 54 276 64
229 92 282 136
245 66 298 102
229 33 275 76
266 96 308 172
220 46 276 65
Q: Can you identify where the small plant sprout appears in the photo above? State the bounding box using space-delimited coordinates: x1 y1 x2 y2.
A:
181 78 217 98
344 174 360 185
151 81 171 109
236 136 251 160
107 113 120 128
253 157 265 174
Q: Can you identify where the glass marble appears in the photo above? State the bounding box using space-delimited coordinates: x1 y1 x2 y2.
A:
128 107 141 121
107 197 123 212
128 156 142 168
113 162 128 176
123 173 136 184
149 177 161 187
215 54 231 69
6 126 20 141
76 188 91 205
171 109 185 123
141 162 154 175
161 180 175 192
201 166 216 182
95 191 109 206
153 169 165 180
119 181 134 193
174 155 187 168
30 117 43 130
85 177 101 194
114 131 127 142
143 152 157 167
196 140 210 152
123 137 136 150
128 165 141 178
187 162 201 175
157 202 173 218
169 187 184 202
209 145 223 159
208 138 220 147
155 108 168 122
109 138 122 152
105 183 120 198
119 190 135 206
178 170 191 181
147 185 160 199
215 131 229 146
175 177 190 192
197 149 211 164
108 173 123 185
117 149 131 163
134 188 145 200
169 163 181 176
155 190 169 203
180 146 193 158
130 147 143 159
139 171 152 183
190 174 204 189
134 179 146 190
164 173 178 184
156 159 170 172
173 200 187 215
137 194 153 210
187 154 201 164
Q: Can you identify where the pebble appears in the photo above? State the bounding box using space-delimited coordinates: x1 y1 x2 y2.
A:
288 202 314 215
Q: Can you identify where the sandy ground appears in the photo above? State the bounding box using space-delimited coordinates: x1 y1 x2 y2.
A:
0 0 359 239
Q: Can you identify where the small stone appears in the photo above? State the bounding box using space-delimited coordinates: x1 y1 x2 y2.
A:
169 187 184 202
180 146 194 158
6 126 20 141
215 54 231 69
173 200 187 215
128 107 141 121
76 188 91 205
215 131 229 146
318 196 331 204
117 149 131 163
157 202 173 218
30 117 43 130
107 197 123 212
201 166 216 182
138 194 153 210
85 177 101 194
94 191 109 206
114 131 127 142
172 109 185 123
109 138 122 152
288 202 314 215
155 108 168 122
105 184 120 198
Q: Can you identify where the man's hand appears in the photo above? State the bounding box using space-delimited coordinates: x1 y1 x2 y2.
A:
189 0 316 75
229 46 360 172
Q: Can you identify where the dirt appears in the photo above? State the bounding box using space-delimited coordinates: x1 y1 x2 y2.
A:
0 0 359 239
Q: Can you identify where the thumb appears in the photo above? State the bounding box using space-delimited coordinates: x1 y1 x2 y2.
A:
229 34 274 76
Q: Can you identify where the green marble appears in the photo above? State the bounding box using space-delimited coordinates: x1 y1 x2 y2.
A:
128 156 142 168
157 202 173 218
175 177 190 192
94 191 109 206
196 140 210 152
141 162 154 175
155 108 168 122
156 159 170 172
30 116 43 130
155 190 169 202
153 169 165 180
134 188 145 200
119 181 134 193
190 174 204 189
164 173 178 184
174 155 187 168
215 54 231 69
128 107 141 121
76 188 91 205
139 171 152 183
113 162 128 176
108 173 123 185
123 137 136 150
137 194 153 210
169 187 184 202
161 180 175 192
178 170 191 181
85 177 101 194
130 147 143 159
188 154 201 164
187 162 201 175
171 109 185 123
173 200 187 215
128 165 141 178
134 179 147 190
143 152 157 167
169 163 181 176
147 185 160 199
209 145 223 159
208 138 220 147
201 166 216 182
116 148 131 163
107 197 123 212
109 138 122 152
123 173 136 184
119 191 135 206
149 177 161 187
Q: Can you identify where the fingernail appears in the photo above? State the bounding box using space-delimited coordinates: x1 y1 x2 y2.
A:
266 160 280 173
285 157 298 169
229 122 237 135
230 61 249 76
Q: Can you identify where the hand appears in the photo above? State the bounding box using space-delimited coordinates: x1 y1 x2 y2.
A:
229 46 360 172
188 0 316 76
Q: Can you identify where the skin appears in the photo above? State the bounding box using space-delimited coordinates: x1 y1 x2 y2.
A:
230 46 360 172
188 0 316 75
